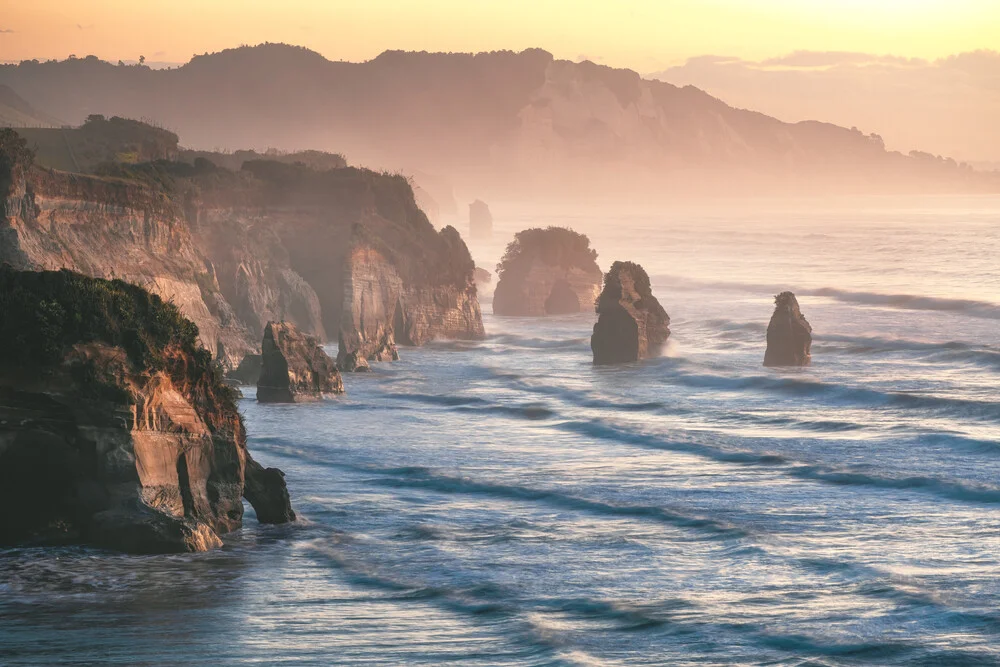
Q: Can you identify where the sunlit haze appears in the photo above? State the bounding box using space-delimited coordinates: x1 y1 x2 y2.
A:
2 0 998 68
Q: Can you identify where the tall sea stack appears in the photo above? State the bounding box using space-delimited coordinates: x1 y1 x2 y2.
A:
469 199 493 240
763 291 812 367
592 261 671 364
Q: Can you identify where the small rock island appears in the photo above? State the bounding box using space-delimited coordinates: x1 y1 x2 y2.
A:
257 321 344 402
763 291 812 367
0 268 294 553
493 227 603 316
592 261 671 364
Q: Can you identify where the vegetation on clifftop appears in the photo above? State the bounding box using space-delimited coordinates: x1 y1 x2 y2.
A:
497 227 599 280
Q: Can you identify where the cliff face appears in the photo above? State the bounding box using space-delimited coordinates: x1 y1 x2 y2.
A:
0 149 255 367
0 268 293 553
339 242 484 365
1 130 485 368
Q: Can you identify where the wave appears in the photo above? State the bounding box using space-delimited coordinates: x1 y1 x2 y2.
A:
556 419 1000 506
655 274 1000 320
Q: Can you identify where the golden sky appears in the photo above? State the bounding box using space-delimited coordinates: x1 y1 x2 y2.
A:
2 0 998 69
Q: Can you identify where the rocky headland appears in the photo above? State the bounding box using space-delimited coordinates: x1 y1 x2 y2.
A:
258 321 344 403
0 267 294 553
591 261 671 364
493 227 602 316
763 291 812 367
0 124 485 372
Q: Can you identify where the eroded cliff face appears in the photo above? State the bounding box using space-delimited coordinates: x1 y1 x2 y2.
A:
338 239 484 367
0 268 294 553
1 133 485 371
0 166 254 368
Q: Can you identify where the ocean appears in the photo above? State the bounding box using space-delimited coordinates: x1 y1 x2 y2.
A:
3 198 1000 665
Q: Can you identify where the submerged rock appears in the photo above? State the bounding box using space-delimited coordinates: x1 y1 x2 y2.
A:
258 321 344 402
0 268 294 554
763 292 812 367
591 261 671 364
469 199 493 240
493 227 602 316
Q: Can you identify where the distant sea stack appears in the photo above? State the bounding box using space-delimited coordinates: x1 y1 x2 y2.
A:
257 322 344 402
474 267 492 284
0 268 294 554
493 227 602 316
592 261 671 364
469 200 493 240
0 122 485 371
763 292 812 367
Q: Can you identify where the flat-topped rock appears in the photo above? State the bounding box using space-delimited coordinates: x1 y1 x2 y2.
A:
592 261 671 364
763 291 812 367
493 227 602 316
258 321 344 402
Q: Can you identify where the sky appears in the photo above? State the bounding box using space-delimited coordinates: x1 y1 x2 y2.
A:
1 0 999 70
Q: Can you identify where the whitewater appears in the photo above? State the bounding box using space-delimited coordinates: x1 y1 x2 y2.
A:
2 198 999 665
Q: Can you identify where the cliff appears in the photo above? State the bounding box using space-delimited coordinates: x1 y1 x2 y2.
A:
1 129 485 368
2 45 997 199
0 267 293 553
494 227 602 316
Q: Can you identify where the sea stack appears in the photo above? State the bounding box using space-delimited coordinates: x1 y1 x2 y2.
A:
474 267 493 284
257 321 344 402
0 268 294 554
763 292 812 367
592 261 671 364
469 200 493 240
493 227 603 316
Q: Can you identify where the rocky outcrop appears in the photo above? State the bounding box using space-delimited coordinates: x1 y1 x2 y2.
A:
493 227 602 316
2 129 485 371
336 226 484 368
469 199 493 240
763 292 812 367
591 261 671 364
257 321 344 402
0 268 294 553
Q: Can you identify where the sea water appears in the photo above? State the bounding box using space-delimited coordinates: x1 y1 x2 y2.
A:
2 198 999 665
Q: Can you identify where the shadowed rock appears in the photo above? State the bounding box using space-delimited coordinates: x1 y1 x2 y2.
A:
226 353 262 385
763 292 812 367
243 456 296 523
258 321 344 402
0 268 294 554
493 227 602 316
591 261 671 365
474 267 492 284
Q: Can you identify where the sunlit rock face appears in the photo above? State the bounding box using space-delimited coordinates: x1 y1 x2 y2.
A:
257 321 343 403
493 227 602 317
0 268 293 554
591 261 671 365
763 291 812 367
0 128 485 373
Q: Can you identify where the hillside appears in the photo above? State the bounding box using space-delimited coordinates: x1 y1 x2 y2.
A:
0 84 62 128
1 45 996 199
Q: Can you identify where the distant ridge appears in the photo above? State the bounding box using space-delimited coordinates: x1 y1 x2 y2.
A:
0 84 62 128
1 44 995 199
